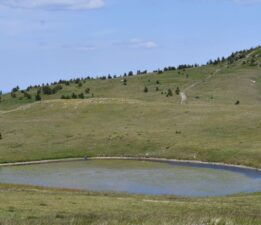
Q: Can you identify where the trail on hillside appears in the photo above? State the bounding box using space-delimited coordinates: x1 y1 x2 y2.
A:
0 102 39 115
180 69 220 104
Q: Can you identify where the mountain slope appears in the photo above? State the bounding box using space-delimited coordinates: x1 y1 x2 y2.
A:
0 47 260 167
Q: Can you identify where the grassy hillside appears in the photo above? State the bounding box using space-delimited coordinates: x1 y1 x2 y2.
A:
0 47 261 167
0 184 260 225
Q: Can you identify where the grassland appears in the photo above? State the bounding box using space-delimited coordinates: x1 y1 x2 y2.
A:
0 64 260 167
0 48 261 224
0 184 260 225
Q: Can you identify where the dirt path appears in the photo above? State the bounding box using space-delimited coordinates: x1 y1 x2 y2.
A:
0 102 41 115
180 69 221 104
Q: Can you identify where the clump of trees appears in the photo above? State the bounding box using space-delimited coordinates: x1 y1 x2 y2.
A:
177 64 194 70
12 86 20 93
42 84 63 95
137 70 147 75
61 92 86 100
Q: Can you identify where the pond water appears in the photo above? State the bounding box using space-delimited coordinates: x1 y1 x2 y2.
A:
0 160 261 197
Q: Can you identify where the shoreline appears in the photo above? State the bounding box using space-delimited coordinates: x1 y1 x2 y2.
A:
0 156 261 172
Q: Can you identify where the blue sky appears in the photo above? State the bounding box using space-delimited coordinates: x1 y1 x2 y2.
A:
0 0 261 92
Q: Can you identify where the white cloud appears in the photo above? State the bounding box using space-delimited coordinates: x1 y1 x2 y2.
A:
0 0 105 10
130 39 157 49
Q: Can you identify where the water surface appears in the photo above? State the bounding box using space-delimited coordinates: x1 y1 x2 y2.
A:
0 160 260 196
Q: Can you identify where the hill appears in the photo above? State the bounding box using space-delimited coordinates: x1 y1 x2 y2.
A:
0 47 260 167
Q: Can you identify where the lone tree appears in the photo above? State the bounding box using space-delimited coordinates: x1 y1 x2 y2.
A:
166 88 173 97
128 71 133 76
144 86 148 93
0 132 2 140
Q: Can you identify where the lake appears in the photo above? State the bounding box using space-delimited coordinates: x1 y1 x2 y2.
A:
0 159 261 196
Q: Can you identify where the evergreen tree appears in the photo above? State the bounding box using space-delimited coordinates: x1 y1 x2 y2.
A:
166 88 173 97
35 93 41 101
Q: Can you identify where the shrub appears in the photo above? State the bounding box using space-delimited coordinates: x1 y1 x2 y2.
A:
61 95 71 99
235 100 240 105
24 92 32 99
166 88 173 97
35 93 41 101
11 92 16 98
175 87 180 95
78 82 83 87
71 93 77 99
78 93 85 99
85 88 90 94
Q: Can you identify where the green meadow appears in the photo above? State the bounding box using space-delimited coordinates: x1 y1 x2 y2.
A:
0 47 261 224
0 184 260 225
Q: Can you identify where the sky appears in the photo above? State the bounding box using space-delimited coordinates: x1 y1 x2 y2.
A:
0 0 261 92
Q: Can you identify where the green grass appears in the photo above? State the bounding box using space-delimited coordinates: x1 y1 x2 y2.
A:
0 99 260 167
0 48 261 225
0 184 260 225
